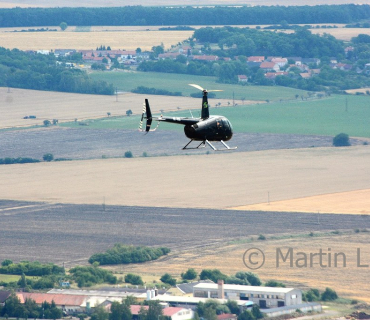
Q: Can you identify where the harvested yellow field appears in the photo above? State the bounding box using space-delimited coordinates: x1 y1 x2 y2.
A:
0 30 193 51
346 88 370 95
111 233 370 303
231 189 370 214
310 28 370 41
0 87 240 129
0 146 369 210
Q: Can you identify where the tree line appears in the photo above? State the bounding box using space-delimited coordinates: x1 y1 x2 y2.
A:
139 27 370 92
0 294 62 319
0 259 64 276
69 265 118 288
193 27 344 58
0 47 114 95
88 244 171 265
0 5 370 27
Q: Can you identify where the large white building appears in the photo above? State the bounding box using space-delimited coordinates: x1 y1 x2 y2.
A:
193 281 302 309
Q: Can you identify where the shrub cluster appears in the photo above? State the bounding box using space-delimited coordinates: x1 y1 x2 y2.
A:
68 265 117 288
88 244 171 265
0 260 64 276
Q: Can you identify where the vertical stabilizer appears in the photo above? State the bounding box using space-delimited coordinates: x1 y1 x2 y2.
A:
201 90 209 119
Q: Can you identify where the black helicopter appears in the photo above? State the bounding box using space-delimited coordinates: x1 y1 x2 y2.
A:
139 84 237 151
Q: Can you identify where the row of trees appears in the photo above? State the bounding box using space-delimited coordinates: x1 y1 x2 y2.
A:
0 260 64 276
0 157 40 164
0 5 369 27
131 86 182 96
88 244 171 265
0 294 62 319
303 288 338 302
69 265 118 288
0 47 114 95
193 27 344 58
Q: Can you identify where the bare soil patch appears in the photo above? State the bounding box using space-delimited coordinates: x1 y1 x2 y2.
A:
0 127 342 160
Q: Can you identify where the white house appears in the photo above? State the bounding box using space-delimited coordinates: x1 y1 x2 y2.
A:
193 281 302 309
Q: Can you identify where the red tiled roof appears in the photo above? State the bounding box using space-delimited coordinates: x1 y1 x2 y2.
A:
130 305 149 315
260 62 277 68
248 56 264 62
192 55 218 61
217 314 237 320
163 307 184 317
17 293 87 306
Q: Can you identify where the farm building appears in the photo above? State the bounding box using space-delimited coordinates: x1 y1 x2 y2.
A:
16 292 88 314
130 305 194 320
0 291 11 306
193 281 302 309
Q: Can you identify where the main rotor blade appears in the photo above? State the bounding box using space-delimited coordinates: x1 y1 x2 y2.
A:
189 84 204 91
208 89 223 92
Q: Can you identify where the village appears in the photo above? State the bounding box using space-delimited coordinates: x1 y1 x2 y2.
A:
35 43 361 86
0 280 322 320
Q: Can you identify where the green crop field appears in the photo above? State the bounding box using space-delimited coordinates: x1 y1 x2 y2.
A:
89 71 305 101
221 95 370 137
0 274 20 283
60 94 370 137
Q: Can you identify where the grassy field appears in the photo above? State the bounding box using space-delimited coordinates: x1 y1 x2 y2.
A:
60 94 370 138
0 274 38 283
0 274 20 283
90 71 306 101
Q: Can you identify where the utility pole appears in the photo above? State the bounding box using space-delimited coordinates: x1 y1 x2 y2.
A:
116 87 118 102
317 210 320 225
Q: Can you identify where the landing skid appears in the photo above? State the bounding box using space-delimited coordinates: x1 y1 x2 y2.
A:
182 139 237 151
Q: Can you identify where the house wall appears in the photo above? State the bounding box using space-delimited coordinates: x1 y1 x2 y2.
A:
171 309 194 320
193 287 302 309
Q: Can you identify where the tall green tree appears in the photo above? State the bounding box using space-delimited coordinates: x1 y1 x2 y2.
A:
146 301 163 320
91 306 109 320
59 22 68 31
181 268 197 280
109 301 131 320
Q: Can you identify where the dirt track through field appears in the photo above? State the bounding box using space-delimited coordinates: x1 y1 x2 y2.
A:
0 147 369 212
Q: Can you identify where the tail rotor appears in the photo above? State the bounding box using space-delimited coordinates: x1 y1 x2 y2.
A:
138 99 159 132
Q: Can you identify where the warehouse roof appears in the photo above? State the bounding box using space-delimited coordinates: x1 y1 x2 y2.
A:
193 283 296 294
